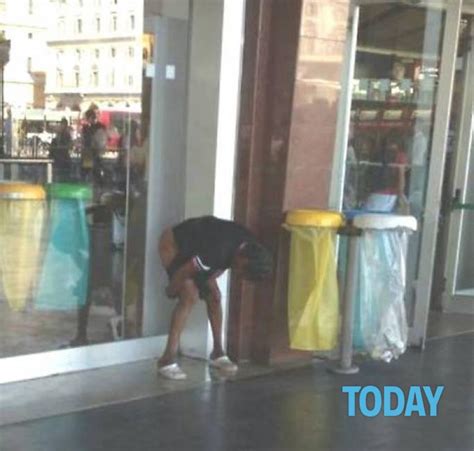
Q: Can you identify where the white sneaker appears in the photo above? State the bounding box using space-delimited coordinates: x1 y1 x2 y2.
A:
158 363 187 381
209 355 238 373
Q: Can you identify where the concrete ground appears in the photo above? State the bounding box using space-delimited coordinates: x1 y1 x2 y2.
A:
0 300 118 357
0 331 473 451
0 356 311 427
0 244 125 358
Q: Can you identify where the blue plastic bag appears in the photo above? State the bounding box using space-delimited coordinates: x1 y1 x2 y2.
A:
35 199 90 310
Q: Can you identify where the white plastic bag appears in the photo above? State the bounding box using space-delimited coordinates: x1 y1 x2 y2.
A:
353 228 410 362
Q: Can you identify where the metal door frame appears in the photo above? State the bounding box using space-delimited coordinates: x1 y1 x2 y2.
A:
412 0 463 346
328 2 359 210
329 0 464 348
442 17 474 314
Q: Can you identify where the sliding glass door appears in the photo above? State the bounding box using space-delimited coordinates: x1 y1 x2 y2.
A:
330 0 465 346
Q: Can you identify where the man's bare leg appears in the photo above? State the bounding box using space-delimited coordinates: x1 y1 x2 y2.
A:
205 278 225 360
158 280 199 367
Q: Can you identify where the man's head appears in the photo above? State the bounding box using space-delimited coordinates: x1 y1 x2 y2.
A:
391 61 406 81
85 109 97 124
233 241 273 281
60 117 68 130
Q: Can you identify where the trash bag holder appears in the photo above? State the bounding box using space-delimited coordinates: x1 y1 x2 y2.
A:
329 211 417 375
284 209 344 351
35 183 93 311
0 183 46 311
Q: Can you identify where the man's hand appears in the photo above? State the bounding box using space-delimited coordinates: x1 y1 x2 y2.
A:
166 259 198 299
166 285 178 299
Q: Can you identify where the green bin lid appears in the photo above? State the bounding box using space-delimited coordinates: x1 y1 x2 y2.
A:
46 183 93 200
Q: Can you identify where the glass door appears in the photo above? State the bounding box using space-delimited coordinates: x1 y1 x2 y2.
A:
0 3 190 383
0 0 246 383
330 0 464 347
442 15 474 313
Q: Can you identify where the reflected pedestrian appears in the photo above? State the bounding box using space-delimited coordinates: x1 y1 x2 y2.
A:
50 117 72 181
81 108 107 183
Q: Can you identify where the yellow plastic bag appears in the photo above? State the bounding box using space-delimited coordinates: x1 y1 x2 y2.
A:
286 226 340 351
0 199 45 311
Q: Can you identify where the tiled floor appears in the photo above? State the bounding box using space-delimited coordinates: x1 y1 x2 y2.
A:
1 332 473 451
426 311 474 340
1 309 472 429
0 356 312 427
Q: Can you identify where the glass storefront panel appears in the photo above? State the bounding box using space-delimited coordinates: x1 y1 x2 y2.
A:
428 12 474 313
341 2 446 324
0 0 188 358
456 178 474 294
451 15 474 297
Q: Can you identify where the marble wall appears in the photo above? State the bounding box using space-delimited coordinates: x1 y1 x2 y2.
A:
229 0 351 364
285 0 350 210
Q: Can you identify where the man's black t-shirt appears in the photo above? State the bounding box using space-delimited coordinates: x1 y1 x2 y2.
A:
172 216 254 276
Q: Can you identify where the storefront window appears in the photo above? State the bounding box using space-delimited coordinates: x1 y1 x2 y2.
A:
343 4 445 214
442 14 474 303
342 3 446 323
0 0 169 357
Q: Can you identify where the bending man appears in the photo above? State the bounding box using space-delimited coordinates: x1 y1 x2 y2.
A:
158 216 272 380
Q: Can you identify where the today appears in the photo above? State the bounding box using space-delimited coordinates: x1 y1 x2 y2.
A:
342 385 445 417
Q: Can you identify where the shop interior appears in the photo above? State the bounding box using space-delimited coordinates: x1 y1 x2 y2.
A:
342 3 473 337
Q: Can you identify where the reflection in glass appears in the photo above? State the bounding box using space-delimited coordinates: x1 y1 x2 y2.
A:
342 3 445 324
0 0 166 357
455 133 473 294
429 14 473 309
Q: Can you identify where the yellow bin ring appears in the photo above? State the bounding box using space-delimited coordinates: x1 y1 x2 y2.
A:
285 209 344 228
0 184 46 311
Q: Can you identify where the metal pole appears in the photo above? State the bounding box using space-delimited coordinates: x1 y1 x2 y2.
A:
1 64 4 156
329 226 360 375
0 39 10 157
46 161 53 183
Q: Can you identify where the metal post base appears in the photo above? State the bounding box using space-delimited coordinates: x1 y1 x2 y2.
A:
327 363 360 375
328 227 361 377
